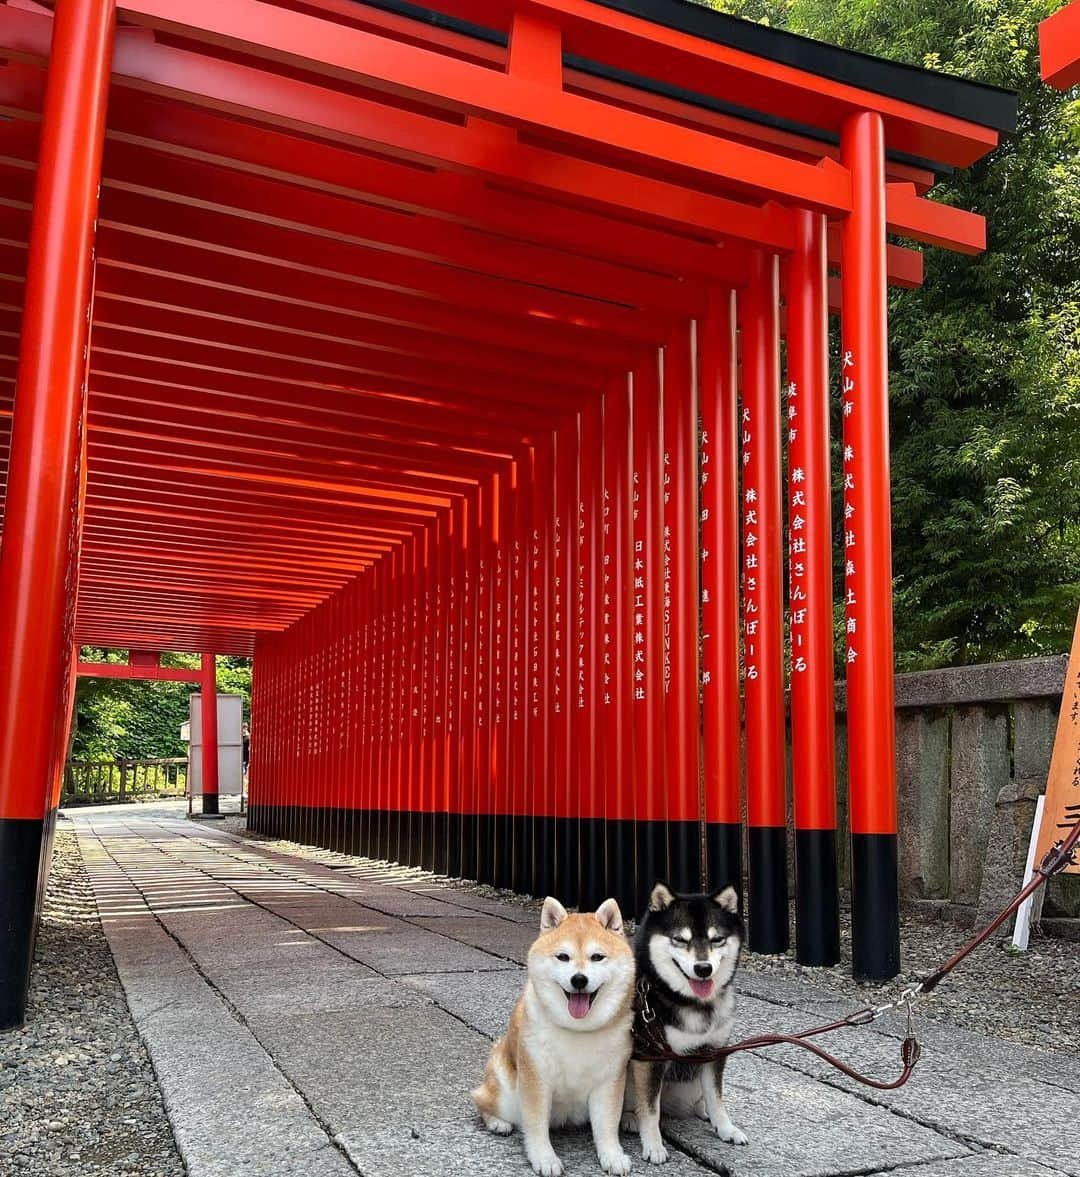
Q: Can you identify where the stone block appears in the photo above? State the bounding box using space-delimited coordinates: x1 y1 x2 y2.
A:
1013 698 1060 785
949 705 1009 905
896 709 950 900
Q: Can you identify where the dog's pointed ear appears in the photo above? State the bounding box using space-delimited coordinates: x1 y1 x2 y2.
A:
711 885 739 914
594 898 623 933
649 882 675 911
540 896 569 930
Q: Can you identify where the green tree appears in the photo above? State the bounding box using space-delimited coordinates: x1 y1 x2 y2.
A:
702 0 1080 667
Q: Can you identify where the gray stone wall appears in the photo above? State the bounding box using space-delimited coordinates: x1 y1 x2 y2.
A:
830 655 1079 930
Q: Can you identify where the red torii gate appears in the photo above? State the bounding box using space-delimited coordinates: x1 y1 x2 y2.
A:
75 649 221 811
0 0 1015 1030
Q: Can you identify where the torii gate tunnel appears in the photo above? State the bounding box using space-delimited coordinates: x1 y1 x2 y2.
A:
0 0 1019 1030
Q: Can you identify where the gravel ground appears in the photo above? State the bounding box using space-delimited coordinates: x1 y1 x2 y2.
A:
0 820 186 1177
222 816 1080 1054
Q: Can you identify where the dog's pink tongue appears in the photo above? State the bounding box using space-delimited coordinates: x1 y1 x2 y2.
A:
690 978 714 999
567 992 591 1019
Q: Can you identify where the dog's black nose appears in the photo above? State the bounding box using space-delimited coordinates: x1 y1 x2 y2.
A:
570 972 589 990
693 962 713 978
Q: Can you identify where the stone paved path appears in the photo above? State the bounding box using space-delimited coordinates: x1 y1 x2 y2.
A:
68 803 1080 1177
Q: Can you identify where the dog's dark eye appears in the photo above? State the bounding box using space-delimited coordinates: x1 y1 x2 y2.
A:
590 953 606 963
709 936 728 946
556 952 571 962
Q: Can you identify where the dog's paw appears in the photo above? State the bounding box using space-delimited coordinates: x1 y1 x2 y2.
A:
716 1124 748 1147
527 1148 564 1177
598 1147 632 1175
620 1110 639 1134
692 1099 709 1123
641 1140 669 1165
484 1116 513 1136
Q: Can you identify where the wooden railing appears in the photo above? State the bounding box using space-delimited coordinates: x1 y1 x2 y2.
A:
63 757 188 804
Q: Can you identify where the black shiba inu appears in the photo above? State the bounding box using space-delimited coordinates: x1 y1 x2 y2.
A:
624 882 747 1164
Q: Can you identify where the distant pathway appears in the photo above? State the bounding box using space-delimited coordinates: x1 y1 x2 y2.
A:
68 803 1080 1177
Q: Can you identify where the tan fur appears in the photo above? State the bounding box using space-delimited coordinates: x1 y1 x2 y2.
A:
472 899 635 1177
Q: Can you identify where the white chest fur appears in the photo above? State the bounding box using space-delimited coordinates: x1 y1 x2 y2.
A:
521 987 631 1126
663 987 735 1057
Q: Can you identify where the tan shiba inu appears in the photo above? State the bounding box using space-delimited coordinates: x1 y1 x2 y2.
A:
472 896 636 1176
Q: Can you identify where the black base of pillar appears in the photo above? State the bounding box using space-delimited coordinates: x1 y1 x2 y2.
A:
666 820 701 894
747 825 788 955
445 811 462 878
0 816 45 1032
851 832 900 980
555 819 580 908
577 818 606 911
635 821 669 913
475 813 495 886
704 822 742 898
510 814 530 895
201 792 219 816
795 828 841 967
605 819 636 916
430 811 448 874
532 815 556 901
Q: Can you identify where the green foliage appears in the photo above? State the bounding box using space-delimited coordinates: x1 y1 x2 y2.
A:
703 0 1080 668
71 650 251 763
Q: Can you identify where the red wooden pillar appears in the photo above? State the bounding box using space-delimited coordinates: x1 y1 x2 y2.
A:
200 653 220 815
841 111 900 980
603 376 635 910
0 0 116 1032
530 435 556 898
786 210 841 966
554 420 579 903
631 353 668 909
577 399 604 907
700 288 742 893
663 324 703 893
740 252 789 954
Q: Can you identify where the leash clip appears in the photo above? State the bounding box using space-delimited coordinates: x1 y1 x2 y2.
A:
637 978 657 1024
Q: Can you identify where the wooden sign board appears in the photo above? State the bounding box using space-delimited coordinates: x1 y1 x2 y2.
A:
1034 605 1080 873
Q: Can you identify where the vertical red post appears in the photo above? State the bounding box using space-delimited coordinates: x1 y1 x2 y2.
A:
631 353 668 909
0 0 116 1031
200 653 220 815
699 288 743 893
554 420 579 904
841 111 900 980
786 210 841 966
740 252 789 954
530 435 556 898
603 377 635 910
578 399 604 908
663 324 703 892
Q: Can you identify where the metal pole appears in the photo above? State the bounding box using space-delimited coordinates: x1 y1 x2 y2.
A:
740 252 789 954
841 111 900 981
786 210 841 966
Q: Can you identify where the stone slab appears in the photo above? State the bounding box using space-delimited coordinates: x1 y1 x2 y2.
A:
400 969 526 1040
209 964 399 1016
410 915 537 963
337 1117 715 1177
316 920 520 975
665 1049 965 1177
247 1006 491 1134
